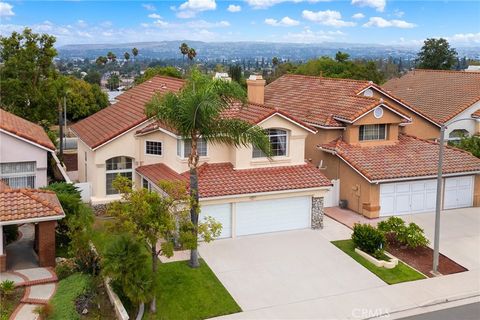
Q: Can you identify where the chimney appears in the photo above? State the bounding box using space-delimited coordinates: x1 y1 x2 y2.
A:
247 74 266 105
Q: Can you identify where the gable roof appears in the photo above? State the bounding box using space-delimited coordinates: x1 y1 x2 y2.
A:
0 189 65 224
382 69 480 124
263 74 410 128
136 162 331 199
319 134 480 182
71 76 185 149
0 109 55 151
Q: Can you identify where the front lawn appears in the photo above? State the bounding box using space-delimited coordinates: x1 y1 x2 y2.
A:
332 239 426 285
92 217 241 320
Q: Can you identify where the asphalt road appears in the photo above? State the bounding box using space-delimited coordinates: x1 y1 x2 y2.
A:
399 302 480 320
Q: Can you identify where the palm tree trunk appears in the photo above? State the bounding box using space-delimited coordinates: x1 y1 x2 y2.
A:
150 243 158 313
189 137 200 268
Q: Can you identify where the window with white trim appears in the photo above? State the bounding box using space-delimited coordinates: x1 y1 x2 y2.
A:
448 129 469 140
253 129 288 158
142 177 151 190
359 124 386 141
145 140 163 156
0 161 36 188
176 138 207 158
105 156 133 195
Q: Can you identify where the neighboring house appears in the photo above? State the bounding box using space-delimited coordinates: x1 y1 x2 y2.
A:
0 109 56 189
261 74 480 218
0 182 65 271
71 76 331 238
382 69 480 140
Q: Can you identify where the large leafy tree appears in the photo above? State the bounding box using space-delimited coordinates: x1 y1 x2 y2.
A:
108 176 221 313
0 28 57 122
146 69 271 268
135 66 182 85
417 38 458 70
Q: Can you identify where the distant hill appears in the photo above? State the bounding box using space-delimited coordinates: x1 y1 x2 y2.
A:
58 41 480 61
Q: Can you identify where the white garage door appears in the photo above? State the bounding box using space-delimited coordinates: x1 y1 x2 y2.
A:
236 196 311 236
200 204 232 238
444 176 474 209
380 180 437 216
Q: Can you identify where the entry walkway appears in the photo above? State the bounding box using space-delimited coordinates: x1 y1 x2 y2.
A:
6 224 39 270
325 206 383 229
0 267 58 320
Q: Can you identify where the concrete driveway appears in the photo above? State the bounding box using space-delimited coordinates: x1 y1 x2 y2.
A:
199 217 385 312
402 207 480 271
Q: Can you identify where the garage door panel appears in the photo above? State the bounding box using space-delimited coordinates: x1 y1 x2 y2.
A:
380 195 395 215
395 183 410 193
444 176 473 209
236 196 310 236
380 180 437 216
200 204 231 238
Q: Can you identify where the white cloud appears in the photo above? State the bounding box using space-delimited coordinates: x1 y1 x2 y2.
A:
0 2 14 17
148 13 162 19
227 4 241 12
363 17 416 28
76 20 88 28
176 0 217 18
302 10 356 27
246 0 328 10
265 16 300 27
100 21 113 28
448 32 480 44
352 13 365 19
351 0 386 12
142 4 156 11
284 27 345 43
153 19 169 27
393 9 404 18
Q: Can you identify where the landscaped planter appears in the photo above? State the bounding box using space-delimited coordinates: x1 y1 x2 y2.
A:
354 248 399 269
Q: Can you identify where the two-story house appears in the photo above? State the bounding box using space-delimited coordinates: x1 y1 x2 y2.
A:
71 76 331 238
382 69 480 140
262 74 480 218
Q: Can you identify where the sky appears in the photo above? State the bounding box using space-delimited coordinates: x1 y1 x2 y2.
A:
0 0 479 46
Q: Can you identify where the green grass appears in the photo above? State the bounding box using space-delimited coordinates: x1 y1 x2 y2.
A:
332 239 426 285
49 273 91 320
91 218 241 320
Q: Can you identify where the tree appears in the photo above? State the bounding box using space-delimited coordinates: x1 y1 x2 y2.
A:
135 66 182 85
179 42 189 66
146 69 271 268
452 136 480 158
0 28 58 123
107 74 120 90
417 38 457 70
96 56 107 66
272 57 279 76
124 52 130 62
335 51 350 63
106 51 117 63
108 176 221 313
187 47 197 64
63 76 108 120
83 70 102 85
228 64 243 84
132 47 139 61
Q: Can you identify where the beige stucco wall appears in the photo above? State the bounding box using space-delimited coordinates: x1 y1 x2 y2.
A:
474 174 480 207
233 115 310 169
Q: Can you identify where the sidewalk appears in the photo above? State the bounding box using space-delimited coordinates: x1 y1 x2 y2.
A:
1 267 58 320
212 269 480 319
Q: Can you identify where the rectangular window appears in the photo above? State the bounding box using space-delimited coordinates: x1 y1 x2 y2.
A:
106 172 132 195
145 140 163 156
359 124 386 141
142 177 150 190
0 161 36 188
177 139 207 158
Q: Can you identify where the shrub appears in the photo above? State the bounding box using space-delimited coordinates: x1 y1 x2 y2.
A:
397 223 430 249
34 303 53 319
378 216 406 234
0 280 15 297
351 223 386 258
55 259 78 280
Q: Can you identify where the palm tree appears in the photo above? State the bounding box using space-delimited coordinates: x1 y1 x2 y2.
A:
107 51 114 62
96 56 107 66
187 47 196 65
124 52 130 63
179 42 189 69
132 47 139 62
272 57 279 77
146 69 271 268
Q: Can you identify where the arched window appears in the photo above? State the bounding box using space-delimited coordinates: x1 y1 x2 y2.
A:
105 156 133 195
449 129 469 140
253 129 288 158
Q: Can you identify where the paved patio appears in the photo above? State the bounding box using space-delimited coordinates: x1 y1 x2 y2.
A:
324 206 383 229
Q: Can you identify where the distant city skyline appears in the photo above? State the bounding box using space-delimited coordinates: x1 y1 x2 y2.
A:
0 1 479 46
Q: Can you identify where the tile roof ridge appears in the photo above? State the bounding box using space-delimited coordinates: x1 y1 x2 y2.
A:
282 73 371 84
400 133 478 156
20 189 63 214
411 68 480 74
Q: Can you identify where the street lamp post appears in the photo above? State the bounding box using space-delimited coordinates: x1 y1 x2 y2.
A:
432 118 474 275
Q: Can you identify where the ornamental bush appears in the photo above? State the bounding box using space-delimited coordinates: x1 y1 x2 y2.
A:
397 222 430 249
351 223 386 258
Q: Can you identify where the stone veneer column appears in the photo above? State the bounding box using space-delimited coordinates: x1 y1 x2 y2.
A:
38 221 56 268
311 197 324 229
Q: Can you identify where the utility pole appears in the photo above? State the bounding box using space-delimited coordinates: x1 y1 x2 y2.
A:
58 97 64 159
432 125 445 275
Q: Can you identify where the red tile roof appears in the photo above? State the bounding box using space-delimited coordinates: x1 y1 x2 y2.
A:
264 74 398 127
0 109 55 151
0 189 65 223
137 162 331 198
71 76 185 149
319 134 480 182
383 69 480 124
